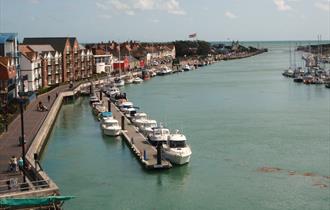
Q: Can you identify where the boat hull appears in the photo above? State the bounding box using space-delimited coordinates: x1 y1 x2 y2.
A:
163 151 191 165
102 127 121 136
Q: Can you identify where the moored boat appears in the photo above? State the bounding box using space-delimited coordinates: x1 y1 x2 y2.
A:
131 112 148 126
101 118 121 136
92 103 107 116
114 77 125 87
118 101 134 113
138 119 157 136
293 76 303 83
133 77 144 84
157 66 172 76
162 130 192 165
125 73 134 84
182 64 191 71
282 68 294 78
148 124 170 146
98 111 113 121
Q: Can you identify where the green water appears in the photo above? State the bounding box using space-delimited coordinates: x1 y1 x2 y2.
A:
42 42 330 210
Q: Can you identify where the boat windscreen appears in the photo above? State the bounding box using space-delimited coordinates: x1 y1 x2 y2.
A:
169 140 186 148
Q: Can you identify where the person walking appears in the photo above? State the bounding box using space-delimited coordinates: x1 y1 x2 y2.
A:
18 157 23 171
9 156 18 172
48 95 51 102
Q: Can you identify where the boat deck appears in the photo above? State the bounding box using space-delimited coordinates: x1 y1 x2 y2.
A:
101 95 172 169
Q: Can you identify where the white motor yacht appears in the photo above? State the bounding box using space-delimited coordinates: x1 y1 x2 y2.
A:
163 130 192 165
138 119 157 136
125 73 134 84
149 69 157 77
158 66 173 75
282 68 294 78
101 118 121 136
133 77 144 84
131 112 148 126
106 86 120 98
114 77 125 87
92 102 107 116
125 107 137 119
182 64 191 71
98 112 113 122
118 101 134 113
148 125 170 146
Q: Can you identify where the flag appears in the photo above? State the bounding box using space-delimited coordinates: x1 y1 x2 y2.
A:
189 33 197 38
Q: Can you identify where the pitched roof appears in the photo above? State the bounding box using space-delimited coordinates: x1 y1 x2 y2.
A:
23 37 70 52
69 37 78 48
27 44 55 53
19 45 36 61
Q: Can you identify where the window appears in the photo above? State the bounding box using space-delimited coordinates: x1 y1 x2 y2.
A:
169 141 186 148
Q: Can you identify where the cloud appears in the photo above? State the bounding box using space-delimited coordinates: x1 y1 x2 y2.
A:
96 2 109 10
224 11 238 19
162 0 186 15
110 0 131 11
96 0 186 16
315 0 330 11
95 0 135 15
134 0 155 10
273 0 292 11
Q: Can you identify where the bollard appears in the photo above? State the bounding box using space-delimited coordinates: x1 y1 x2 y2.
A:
143 150 148 160
156 143 162 165
108 100 111 112
121 116 125 130
99 91 102 101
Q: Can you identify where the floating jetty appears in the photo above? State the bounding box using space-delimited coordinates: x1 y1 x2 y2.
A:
99 94 172 169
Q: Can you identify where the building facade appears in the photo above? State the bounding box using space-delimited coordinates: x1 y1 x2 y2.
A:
0 57 16 104
0 33 20 97
23 37 93 83
19 45 42 91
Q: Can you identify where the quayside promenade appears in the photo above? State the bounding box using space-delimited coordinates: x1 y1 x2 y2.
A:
0 83 81 205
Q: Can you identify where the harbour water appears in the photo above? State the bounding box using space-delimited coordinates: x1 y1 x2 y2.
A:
41 42 330 210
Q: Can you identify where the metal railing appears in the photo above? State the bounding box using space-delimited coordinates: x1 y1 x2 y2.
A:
0 178 50 194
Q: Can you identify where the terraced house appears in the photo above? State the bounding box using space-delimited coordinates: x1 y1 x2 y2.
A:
19 45 42 91
23 37 93 84
19 44 63 89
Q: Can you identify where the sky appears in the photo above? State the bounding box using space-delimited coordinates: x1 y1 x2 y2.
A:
0 0 329 42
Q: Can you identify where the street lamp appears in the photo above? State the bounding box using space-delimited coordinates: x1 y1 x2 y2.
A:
19 98 26 183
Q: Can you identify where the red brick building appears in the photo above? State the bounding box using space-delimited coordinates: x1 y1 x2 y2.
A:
0 57 16 101
23 37 93 83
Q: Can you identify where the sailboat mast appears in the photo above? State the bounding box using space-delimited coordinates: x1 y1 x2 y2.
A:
118 42 121 76
289 45 292 69
293 43 296 70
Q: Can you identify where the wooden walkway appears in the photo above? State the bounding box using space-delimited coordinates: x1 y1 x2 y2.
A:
103 96 172 169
